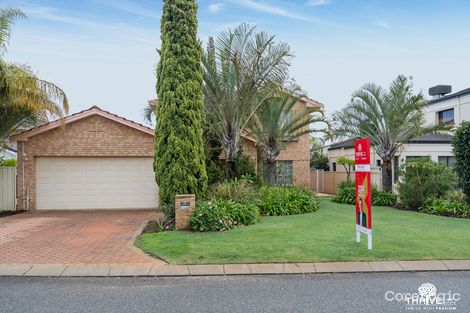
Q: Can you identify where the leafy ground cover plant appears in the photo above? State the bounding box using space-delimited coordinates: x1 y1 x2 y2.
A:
332 186 355 205
258 186 319 216
210 178 260 203
332 183 397 206
372 188 397 206
190 199 260 232
422 198 470 219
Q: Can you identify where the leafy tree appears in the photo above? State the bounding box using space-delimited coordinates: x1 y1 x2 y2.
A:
202 23 292 179
398 158 456 209
0 8 68 143
154 0 208 208
333 75 449 191
249 87 328 184
336 156 354 181
0 157 16 167
452 121 470 203
310 136 329 170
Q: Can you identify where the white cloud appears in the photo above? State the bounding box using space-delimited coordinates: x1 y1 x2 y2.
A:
89 0 160 19
229 0 338 27
233 0 309 21
307 0 331 6
22 5 157 45
377 20 391 30
209 3 224 13
23 6 96 28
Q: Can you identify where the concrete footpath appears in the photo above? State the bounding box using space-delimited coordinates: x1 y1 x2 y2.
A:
1 260 470 277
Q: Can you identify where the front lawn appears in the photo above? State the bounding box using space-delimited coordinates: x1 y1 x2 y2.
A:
136 199 470 264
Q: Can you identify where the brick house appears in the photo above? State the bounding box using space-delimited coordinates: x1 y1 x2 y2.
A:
11 97 321 211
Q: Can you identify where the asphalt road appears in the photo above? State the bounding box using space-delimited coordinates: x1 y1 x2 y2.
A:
1 272 469 313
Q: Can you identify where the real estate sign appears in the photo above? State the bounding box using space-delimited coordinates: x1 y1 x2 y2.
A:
354 138 372 250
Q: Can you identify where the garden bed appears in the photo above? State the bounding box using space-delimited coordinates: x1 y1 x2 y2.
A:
136 199 470 264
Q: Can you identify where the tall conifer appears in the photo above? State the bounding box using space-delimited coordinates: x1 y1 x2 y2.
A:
154 0 207 209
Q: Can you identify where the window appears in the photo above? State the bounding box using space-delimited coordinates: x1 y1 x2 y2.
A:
376 159 381 167
332 162 337 172
275 161 293 185
263 161 293 185
438 156 455 167
437 108 454 125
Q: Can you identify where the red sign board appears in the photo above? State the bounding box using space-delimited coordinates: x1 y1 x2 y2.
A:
355 138 372 229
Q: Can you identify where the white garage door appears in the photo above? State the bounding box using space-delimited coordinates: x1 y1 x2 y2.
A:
36 157 158 210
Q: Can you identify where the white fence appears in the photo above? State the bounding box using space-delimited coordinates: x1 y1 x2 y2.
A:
0 167 16 211
311 169 383 195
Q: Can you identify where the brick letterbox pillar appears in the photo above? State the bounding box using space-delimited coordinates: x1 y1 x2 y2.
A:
175 194 196 230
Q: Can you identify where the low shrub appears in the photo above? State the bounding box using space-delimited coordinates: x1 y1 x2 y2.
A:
445 189 466 203
337 180 355 190
398 158 457 210
258 186 319 216
190 199 260 232
332 186 355 204
210 178 260 203
332 184 397 206
191 201 231 232
225 201 260 226
422 197 470 219
372 188 397 207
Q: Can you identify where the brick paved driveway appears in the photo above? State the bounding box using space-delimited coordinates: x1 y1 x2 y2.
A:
0 210 165 264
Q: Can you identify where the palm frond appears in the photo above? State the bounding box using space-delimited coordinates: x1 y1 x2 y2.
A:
0 8 25 54
249 90 329 163
202 23 292 162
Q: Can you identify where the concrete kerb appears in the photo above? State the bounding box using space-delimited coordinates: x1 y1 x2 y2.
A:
1 260 469 277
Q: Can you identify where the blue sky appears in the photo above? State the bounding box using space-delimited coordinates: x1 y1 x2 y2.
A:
3 0 470 123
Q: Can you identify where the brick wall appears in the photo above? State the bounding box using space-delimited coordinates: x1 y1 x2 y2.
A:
16 115 154 210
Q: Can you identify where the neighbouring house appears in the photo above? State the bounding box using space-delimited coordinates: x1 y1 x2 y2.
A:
326 85 468 187
10 106 158 211
219 96 324 188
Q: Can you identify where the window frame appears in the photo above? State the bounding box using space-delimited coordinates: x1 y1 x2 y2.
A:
437 108 455 125
275 160 293 186
438 156 455 167
263 160 294 185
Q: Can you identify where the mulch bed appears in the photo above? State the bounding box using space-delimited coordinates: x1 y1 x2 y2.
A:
142 220 161 233
0 210 25 218
141 219 175 234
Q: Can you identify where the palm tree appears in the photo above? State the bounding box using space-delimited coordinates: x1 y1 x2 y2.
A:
143 99 157 125
333 75 449 191
0 8 68 142
202 23 292 178
250 88 329 184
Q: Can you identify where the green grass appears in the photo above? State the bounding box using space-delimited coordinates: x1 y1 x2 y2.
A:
136 199 470 264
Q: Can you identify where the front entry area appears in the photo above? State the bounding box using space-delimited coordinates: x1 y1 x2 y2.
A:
36 157 158 210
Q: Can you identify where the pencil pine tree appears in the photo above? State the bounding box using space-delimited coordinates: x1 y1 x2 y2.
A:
154 0 207 211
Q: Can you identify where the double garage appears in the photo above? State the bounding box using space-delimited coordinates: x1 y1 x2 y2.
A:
12 106 159 211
